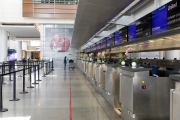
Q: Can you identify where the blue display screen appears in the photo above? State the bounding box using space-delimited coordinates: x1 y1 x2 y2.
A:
152 4 168 35
114 31 120 45
97 42 101 50
128 22 136 41
106 37 111 47
100 40 103 48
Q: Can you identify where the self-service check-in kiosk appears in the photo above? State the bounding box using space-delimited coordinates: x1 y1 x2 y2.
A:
96 63 107 93
169 74 180 120
101 64 121 110
120 67 174 120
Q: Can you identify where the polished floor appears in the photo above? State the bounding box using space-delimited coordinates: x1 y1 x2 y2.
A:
0 67 121 120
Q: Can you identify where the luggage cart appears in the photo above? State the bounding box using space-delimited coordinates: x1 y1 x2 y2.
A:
69 59 75 70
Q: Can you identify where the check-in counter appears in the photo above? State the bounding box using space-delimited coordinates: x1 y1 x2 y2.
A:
96 63 107 93
120 67 174 120
169 75 180 120
99 64 121 109
83 60 86 73
85 61 89 74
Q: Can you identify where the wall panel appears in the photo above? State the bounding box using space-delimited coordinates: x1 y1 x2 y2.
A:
22 1 77 19
23 0 33 3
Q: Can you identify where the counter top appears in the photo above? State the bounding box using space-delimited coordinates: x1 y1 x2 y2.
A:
105 64 120 68
169 74 180 82
119 66 151 72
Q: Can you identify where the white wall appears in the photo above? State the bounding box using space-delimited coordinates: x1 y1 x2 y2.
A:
0 28 8 62
27 52 31 59
165 50 180 60
22 41 27 50
30 41 40 46
9 40 16 49
10 40 28 50
0 0 74 24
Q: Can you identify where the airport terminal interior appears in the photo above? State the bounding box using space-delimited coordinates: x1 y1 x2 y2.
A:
1 0 180 120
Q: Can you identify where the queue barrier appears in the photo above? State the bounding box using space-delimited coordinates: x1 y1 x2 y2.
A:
0 59 53 112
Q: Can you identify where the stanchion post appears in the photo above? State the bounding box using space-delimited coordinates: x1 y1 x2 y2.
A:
46 63 48 75
9 64 12 81
20 64 28 94
9 72 20 101
32 65 38 84
2 64 6 85
36 65 41 81
42 62 46 77
0 75 8 112
49 62 50 74
18 62 22 77
27 66 34 88
52 60 54 71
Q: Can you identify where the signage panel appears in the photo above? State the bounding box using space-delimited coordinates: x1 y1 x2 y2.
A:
128 22 136 41
114 30 120 45
136 13 152 38
120 27 128 43
168 0 180 29
152 5 168 35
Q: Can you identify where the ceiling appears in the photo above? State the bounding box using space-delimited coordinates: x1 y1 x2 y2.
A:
0 24 40 39
71 0 142 48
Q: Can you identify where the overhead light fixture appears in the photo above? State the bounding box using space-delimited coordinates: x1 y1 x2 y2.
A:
111 0 141 22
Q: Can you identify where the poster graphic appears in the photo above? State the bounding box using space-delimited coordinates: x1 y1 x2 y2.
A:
45 28 73 52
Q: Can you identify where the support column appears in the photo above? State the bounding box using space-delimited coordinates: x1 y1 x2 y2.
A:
0 28 8 62
16 41 22 60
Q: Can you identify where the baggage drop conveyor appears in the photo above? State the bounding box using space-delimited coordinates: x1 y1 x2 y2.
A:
120 67 175 120
96 63 107 93
169 74 180 120
102 64 121 111
86 61 96 87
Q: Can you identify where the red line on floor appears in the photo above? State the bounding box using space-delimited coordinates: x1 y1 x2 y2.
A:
70 78 72 120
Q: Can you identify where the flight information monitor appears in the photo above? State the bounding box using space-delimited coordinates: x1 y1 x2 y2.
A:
136 13 152 38
168 0 180 30
152 4 168 35
120 27 128 44
114 30 120 45
106 36 111 47
128 22 136 41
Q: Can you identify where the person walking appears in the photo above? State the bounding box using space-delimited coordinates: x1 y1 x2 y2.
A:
64 56 67 69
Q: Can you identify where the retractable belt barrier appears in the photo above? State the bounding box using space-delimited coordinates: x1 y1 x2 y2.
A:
0 59 50 112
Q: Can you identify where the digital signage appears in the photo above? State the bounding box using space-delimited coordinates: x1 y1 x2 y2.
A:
136 13 152 38
168 0 180 30
93 44 96 51
110 34 115 46
91 45 94 51
120 27 128 44
114 30 120 45
152 4 168 35
106 36 111 47
128 22 136 41
102 39 106 48
96 41 101 50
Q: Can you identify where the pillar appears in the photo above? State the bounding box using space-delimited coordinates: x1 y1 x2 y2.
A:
16 41 22 60
0 28 8 62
